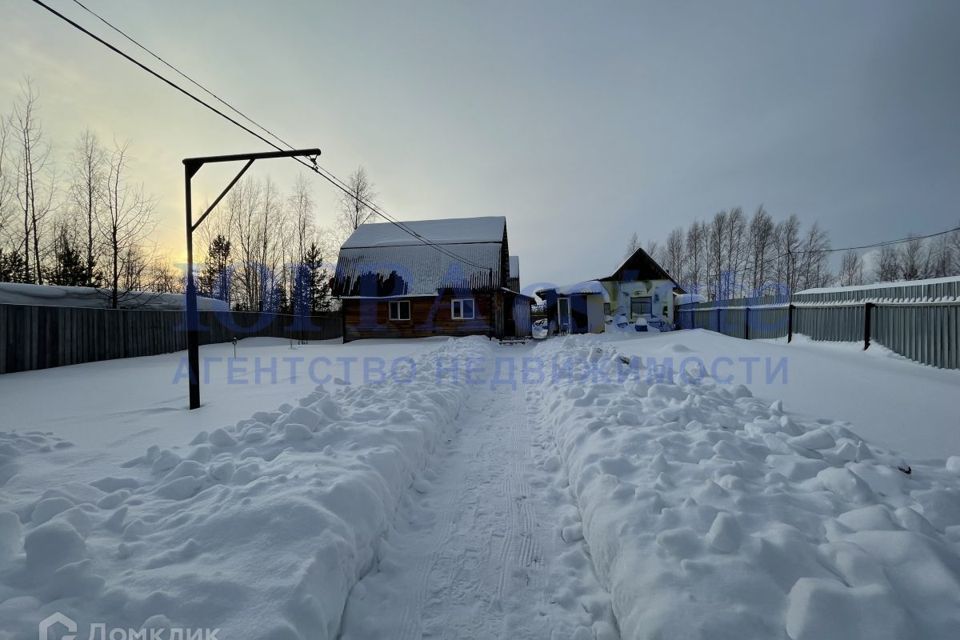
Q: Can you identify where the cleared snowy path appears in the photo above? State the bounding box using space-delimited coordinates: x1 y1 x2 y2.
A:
338 368 618 640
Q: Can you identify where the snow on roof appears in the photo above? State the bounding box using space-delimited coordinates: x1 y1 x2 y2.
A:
797 275 960 295
509 256 519 279
543 280 611 304
335 216 507 296
341 216 506 249
0 282 228 311
334 243 502 297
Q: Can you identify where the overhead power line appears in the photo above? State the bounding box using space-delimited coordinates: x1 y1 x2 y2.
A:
33 0 493 273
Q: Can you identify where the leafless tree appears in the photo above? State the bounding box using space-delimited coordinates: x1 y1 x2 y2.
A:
624 231 640 259
899 236 926 280
774 215 801 293
148 257 182 294
924 234 952 278
796 222 831 289
837 250 864 286
684 221 707 295
723 207 747 297
664 227 684 282
69 129 106 285
99 142 156 308
337 166 376 239
289 174 314 266
875 244 901 282
708 211 728 299
0 117 12 249
949 227 960 275
748 206 775 294
10 79 56 283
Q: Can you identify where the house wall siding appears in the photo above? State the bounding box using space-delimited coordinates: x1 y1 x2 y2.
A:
342 292 498 341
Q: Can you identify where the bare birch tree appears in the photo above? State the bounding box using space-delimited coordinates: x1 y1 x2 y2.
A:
837 250 864 286
99 142 156 308
337 166 376 239
70 129 106 286
10 79 56 283
748 206 774 294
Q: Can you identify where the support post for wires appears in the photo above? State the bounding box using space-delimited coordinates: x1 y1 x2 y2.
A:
744 306 750 340
787 304 795 343
183 147 321 410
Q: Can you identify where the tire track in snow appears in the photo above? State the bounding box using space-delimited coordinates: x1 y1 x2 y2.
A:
338 351 617 640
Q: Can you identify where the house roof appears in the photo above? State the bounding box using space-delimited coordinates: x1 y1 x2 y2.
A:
334 216 505 297
341 216 506 249
601 246 679 286
508 256 519 279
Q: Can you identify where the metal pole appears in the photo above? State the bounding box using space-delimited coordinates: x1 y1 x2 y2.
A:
185 165 200 409
864 302 874 350
787 303 794 343
181 147 320 410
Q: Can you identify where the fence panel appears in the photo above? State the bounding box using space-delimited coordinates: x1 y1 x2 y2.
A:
873 303 960 370
794 305 864 343
0 304 342 374
677 295 959 370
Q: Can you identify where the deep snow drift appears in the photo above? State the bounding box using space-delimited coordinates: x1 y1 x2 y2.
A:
538 335 960 639
0 337 484 639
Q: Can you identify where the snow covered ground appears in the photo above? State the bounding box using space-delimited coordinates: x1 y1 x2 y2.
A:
1 330 958 639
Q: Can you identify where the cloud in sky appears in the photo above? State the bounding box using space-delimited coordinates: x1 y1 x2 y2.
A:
2 0 959 286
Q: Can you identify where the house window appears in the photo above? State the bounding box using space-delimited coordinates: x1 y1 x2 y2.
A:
388 300 411 321
451 298 475 320
630 296 652 317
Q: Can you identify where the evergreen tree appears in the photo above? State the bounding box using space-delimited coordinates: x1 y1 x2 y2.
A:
49 228 89 286
0 249 29 283
199 235 232 303
293 242 330 315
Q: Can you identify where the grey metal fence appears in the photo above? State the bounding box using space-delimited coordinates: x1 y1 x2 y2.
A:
677 293 960 370
0 304 342 374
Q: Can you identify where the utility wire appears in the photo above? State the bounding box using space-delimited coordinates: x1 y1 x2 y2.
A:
34 0 493 273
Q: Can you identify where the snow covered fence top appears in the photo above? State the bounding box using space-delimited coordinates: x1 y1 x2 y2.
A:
0 282 228 311
794 275 960 304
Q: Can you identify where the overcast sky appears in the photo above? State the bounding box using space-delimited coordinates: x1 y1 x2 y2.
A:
3 0 959 288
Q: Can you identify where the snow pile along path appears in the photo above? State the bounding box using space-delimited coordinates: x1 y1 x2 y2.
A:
0 337 487 640
539 336 960 640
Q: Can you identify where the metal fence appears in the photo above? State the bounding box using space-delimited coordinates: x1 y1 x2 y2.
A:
0 304 342 374
677 287 960 370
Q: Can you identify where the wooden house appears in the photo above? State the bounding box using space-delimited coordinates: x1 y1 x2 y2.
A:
332 216 533 341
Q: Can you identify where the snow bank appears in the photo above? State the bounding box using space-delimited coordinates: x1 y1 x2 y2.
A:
0 282 227 311
538 336 960 639
0 337 485 639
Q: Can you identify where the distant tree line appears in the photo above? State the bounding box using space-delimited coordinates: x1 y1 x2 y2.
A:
628 207 960 300
0 80 161 307
193 165 376 314
0 78 381 314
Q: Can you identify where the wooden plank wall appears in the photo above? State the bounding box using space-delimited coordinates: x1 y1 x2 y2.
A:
0 304 342 374
342 293 497 341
